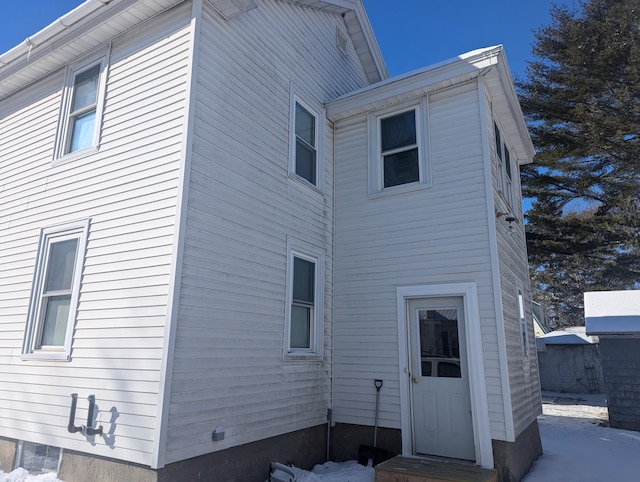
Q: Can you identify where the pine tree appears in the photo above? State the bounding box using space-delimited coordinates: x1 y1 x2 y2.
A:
517 0 640 327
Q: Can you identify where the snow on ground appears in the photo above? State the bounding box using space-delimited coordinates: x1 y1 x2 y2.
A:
3 392 640 482
0 468 62 482
524 392 640 482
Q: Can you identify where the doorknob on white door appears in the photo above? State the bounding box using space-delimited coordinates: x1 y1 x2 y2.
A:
412 376 419 384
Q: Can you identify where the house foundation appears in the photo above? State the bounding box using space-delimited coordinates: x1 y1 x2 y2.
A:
492 419 542 482
0 436 16 473
58 424 327 482
331 420 542 482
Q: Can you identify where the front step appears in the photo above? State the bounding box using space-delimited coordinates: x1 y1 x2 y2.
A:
375 456 497 482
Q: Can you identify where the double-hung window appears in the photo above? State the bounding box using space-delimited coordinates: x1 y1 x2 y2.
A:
23 220 89 360
285 240 324 357
290 94 324 190
55 48 109 160
381 109 419 188
369 100 429 195
494 121 514 207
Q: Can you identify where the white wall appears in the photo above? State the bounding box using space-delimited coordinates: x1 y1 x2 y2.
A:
485 84 542 439
165 0 371 464
0 5 192 466
332 81 510 440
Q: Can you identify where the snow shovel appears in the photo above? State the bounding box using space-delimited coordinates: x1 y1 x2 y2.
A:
357 379 383 466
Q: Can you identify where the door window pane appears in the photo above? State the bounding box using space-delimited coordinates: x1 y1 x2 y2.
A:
419 308 461 378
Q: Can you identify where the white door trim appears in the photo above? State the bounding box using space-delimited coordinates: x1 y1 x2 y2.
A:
396 283 494 468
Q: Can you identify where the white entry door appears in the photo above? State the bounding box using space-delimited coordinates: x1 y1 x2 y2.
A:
408 297 475 460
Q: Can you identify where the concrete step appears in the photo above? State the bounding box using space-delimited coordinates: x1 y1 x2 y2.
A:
375 456 497 482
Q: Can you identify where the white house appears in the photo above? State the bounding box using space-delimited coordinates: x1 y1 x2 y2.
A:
0 1 541 481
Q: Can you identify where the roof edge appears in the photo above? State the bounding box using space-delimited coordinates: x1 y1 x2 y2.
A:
0 0 112 70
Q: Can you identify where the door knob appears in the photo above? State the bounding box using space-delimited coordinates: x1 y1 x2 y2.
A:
412 376 419 384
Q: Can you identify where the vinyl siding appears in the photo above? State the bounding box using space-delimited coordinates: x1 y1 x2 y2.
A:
487 89 542 437
165 0 370 463
0 6 192 467
333 81 508 439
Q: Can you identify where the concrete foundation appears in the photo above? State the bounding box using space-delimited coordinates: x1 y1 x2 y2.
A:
0 436 16 473
332 420 542 482
492 418 542 482
57 424 327 482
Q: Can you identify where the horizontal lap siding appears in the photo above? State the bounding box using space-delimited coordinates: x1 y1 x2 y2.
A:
0 7 192 466
333 82 507 437
165 0 370 463
486 88 542 438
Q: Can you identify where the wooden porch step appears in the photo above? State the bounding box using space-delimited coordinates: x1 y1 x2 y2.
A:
375 456 497 482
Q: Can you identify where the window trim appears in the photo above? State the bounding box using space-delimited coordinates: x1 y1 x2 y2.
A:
284 239 324 359
289 93 325 191
53 46 110 163
22 219 90 361
368 98 430 196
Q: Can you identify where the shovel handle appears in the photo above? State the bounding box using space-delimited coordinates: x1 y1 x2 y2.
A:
375 379 383 391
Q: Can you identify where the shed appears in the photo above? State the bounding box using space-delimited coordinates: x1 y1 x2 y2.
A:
536 327 604 394
585 290 640 430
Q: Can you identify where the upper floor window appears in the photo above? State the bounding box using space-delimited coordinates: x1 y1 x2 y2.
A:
54 48 109 160
22 220 90 360
494 121 514 207
295 102 317 184
285 239 324 358
290 94 324 190
68 64 101 152
381 109 419 188
369 100 429 196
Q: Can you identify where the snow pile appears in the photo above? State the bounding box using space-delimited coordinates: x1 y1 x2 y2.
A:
270 460 373 482
0 468 62 482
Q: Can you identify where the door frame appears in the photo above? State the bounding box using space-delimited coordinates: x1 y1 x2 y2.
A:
396 282 494 468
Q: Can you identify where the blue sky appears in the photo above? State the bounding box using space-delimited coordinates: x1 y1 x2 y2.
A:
2 0 578 80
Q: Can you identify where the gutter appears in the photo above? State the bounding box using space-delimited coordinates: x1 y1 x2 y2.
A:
0 0 111 68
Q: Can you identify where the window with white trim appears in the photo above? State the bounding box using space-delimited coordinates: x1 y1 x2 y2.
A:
290 95 324 190
285 240 324 357
23 220 89 360
369 100 429 195
494 121 514 207
54 49 109 160
517 283 529 359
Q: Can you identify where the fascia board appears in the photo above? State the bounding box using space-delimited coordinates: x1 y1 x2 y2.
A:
326 48 499 121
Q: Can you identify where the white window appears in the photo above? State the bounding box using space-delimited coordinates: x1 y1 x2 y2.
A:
369 100 429 195
54 48 109 160
494 121 514 207
290 94 324 190
285 239 324 357
517 283 529 359
23 220 89 360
